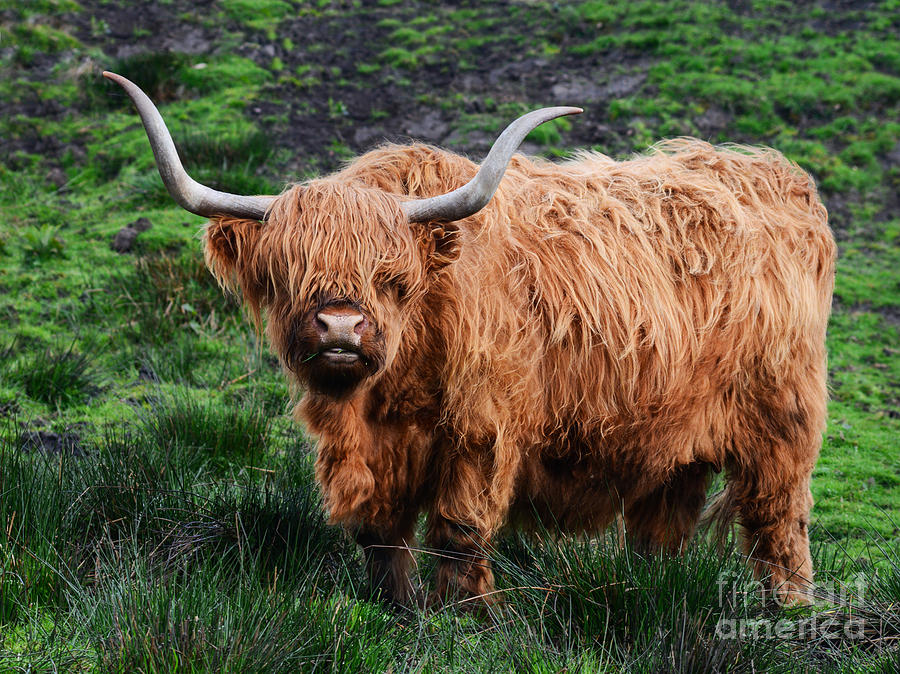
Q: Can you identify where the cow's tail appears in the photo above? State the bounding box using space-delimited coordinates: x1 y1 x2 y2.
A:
698 485 739 551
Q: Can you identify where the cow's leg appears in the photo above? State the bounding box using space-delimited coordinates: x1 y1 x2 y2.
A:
355 510 418 606
624 461 711 554
729 460 815 604
423 435 521 607
306 398 431 606
425 516 496 608
729 385 823 604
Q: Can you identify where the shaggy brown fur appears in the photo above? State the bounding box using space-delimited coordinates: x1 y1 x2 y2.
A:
204 139 835 605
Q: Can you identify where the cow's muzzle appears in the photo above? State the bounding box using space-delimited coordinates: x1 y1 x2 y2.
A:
314 306 368 365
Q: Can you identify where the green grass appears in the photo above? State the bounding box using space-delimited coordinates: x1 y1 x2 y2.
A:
1 0 899 670
221 0 294 33
2 421 899 670
139 389 272 471
6 341 99 407
19 225 66 265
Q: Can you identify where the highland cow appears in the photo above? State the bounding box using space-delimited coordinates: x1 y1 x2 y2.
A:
105 71 835 606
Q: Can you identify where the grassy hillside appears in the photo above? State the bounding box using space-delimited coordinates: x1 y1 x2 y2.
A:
1 0 898 671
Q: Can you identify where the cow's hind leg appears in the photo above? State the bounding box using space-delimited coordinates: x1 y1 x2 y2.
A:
729 462 815 604
729 388 822 604
624 462 712 554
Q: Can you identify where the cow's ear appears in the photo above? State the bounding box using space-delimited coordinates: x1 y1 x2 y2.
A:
424 222 461 272
203 216 262 287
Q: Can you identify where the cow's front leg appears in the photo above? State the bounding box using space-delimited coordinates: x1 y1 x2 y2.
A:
304 395 431 605
424 437 520 608
426 516 497 608
354 511 418 606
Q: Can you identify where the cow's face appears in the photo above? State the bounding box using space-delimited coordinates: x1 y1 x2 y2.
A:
204 182 459 397
101 72 574 399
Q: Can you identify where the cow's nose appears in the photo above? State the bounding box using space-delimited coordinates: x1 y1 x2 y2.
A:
316 311 365 345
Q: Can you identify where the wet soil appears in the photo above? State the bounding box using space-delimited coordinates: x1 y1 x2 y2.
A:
3 1 898 224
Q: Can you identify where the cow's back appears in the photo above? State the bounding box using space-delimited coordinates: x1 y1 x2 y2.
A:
434 140 834 475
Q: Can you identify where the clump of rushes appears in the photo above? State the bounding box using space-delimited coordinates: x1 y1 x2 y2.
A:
140 388 271 471
9 340 98 406
0 423 74 623
159 450 355 580
65 550 396 672
112 252 238 346
178 126 273 170
140 124 278 199
485 530 900 670
488 531 789 670
84 51 193 110
135 332 216 386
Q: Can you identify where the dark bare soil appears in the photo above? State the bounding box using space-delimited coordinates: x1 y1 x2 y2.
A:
6 0 895 185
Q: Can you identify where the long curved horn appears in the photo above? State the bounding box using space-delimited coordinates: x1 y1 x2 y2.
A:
401 106 582 223
103 71 276 220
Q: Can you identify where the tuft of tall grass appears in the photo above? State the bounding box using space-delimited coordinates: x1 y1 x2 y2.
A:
39 423 376 670
110 251 239 346
483 531 790 671
83 52 193 111
866 522 900 604
155 474 357 587
60 428 203 552
50 421 348 580
64 548 396 672
0 423 76 622
7 341 99 406
139 389 271 471
134 333 219 386
178 126 276 195
222 374 292 417
20 224 66 265
133 328 285 394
